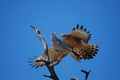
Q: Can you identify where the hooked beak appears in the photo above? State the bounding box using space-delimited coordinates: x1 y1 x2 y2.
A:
31 25 37 31
31 25 41 34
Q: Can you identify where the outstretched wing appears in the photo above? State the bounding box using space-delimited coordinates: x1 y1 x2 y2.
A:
61 24 98 60
62 24 91 43
29 48 67 68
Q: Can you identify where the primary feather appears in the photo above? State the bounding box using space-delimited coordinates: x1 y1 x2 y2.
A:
29 48 67 68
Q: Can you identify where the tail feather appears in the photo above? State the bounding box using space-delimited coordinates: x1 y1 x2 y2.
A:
81 44 99 60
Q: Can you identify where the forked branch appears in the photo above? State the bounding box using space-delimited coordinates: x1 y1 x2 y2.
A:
81 69 91 80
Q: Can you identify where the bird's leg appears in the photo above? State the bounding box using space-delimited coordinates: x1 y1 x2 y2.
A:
57 54 65 63
55 50 66 63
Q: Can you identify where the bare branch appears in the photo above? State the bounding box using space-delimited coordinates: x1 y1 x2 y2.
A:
31 26 59 80
43 75 52 79
71 77 78 80
81 69 91 80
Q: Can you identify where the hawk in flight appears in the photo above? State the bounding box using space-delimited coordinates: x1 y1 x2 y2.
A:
29 24 99 68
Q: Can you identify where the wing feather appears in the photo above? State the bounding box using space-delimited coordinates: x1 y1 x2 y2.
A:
61 24 99 60
29 48 67 68
62 24 91 43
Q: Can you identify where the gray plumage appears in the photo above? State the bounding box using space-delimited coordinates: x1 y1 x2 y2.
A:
51 33 80 61
52 33 73 53
29 26 67 68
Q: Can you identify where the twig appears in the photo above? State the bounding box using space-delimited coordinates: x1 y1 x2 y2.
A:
45 64 59 80
81 69 91 80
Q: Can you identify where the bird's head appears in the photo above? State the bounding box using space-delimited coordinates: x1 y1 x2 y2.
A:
31 25 40 34
52 32 56 37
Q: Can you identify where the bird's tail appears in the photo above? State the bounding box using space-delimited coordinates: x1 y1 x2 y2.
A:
81 43 99 59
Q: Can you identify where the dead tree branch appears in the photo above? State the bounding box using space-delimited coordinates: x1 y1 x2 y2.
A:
81 69 91 80
31 26 59 80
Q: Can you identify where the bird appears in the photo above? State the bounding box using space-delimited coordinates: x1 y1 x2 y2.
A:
29 24 99 68
51 24 98 61
61 24 99 60
29 26 67 68
29 48 67 68
51 32 80 61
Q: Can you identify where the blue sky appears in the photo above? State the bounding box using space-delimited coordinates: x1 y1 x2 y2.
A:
0 0 120 80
